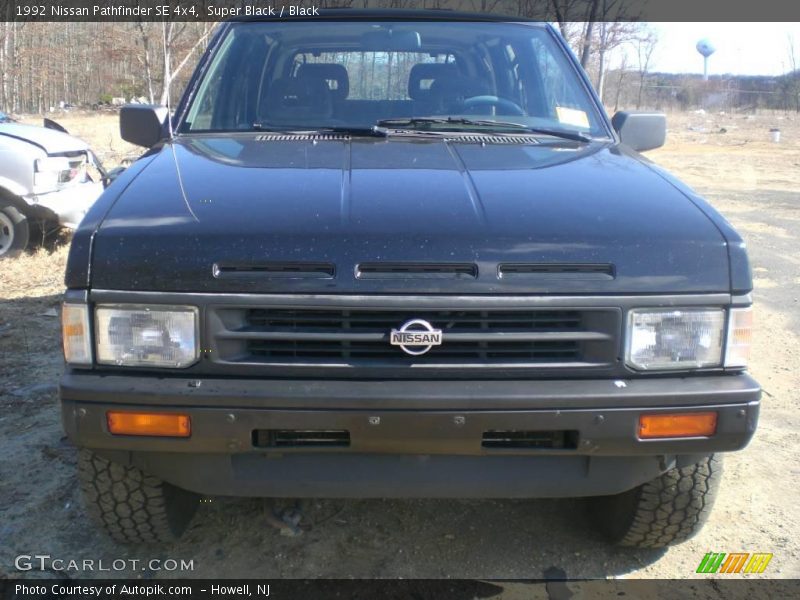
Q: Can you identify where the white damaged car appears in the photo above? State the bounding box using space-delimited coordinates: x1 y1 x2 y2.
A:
0 121 105 257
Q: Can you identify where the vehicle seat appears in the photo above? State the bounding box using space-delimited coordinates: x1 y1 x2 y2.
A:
260 75 334 125
407 63 459 115
296 64 349 105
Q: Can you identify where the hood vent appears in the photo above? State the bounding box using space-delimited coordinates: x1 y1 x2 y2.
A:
499 263 615 280
445 135 541 145
356 262 478 279
254 133 350 142
213 262 335 279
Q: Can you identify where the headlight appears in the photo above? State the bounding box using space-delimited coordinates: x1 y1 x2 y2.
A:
626 308 724 370
34 155 86 192
34 157 70 191
62 303 92 365
95 305 199 368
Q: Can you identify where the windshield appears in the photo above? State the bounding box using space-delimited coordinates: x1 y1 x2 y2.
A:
181 20 607 137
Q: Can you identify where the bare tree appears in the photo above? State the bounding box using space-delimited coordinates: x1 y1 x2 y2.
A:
547 0 601 67
135 21 157 103
787 34 799 112
635 28 658 109
578 0 600 68
612 53 629 111
158 22 213 106
593 2 639 102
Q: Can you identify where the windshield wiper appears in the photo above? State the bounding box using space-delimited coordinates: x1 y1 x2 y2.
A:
375 117 595 143
378 117 528 130
315 126 387 137
251 124 387 137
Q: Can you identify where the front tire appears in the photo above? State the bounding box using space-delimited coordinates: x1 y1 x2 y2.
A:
0 201 29 258
591 454 723 548
78 449 199 544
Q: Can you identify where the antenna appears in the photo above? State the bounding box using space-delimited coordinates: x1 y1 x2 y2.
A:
696 39 716 81
162 21 174 139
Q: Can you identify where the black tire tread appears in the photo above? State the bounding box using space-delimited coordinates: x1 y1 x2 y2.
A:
596 455 723 548
78 449 198 544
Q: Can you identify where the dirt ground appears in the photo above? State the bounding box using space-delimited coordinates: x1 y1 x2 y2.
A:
0 110 798 586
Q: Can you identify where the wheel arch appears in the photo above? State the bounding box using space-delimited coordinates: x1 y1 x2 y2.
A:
0 181 32 216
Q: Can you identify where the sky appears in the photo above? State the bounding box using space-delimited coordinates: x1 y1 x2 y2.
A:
646 23 800 77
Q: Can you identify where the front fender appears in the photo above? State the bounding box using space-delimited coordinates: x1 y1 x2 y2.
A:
0 175 31 200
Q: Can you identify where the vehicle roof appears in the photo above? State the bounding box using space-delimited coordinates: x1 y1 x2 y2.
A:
231 8 544 24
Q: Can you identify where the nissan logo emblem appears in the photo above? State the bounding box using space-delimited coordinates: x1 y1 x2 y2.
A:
389 319 443 356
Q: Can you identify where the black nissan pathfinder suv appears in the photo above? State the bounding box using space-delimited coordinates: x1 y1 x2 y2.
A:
60 12 760 548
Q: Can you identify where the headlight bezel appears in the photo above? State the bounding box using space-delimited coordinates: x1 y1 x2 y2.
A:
94 304 200 369
625 307 726 372
724 306 753 368
62 302 93 366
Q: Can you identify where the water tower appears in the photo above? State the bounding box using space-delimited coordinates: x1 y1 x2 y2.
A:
696 39 716 81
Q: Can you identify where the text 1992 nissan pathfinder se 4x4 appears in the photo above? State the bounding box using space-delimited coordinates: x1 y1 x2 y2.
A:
60 12 760 548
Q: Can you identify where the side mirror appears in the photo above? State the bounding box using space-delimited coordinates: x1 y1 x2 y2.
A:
611 111 666 152
120 104 169 148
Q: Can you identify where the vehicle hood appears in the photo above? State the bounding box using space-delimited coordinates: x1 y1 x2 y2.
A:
0 123 91 154
90 135 731 294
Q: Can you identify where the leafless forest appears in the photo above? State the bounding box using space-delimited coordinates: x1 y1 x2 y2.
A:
0 0 798 114
0 20 214 112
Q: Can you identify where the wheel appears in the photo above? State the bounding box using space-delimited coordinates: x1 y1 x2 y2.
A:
78 449 199 543
590 454 723 548
0 201 30 258
462 95 525 116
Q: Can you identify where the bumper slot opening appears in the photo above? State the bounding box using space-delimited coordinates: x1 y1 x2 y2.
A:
482 430 579 450
253 429 351 448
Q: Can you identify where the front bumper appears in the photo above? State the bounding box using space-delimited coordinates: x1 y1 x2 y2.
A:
60 372 760 498
24 181 103 228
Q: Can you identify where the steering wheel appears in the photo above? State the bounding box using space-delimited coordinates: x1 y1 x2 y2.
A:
462 95 525 116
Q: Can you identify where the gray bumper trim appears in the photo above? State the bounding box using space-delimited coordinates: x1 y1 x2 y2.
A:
61 372 759 498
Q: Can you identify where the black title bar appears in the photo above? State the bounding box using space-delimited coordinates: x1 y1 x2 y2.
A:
1 0 800 22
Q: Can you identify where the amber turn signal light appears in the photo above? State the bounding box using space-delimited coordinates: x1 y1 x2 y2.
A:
639 412 717 439
107 411 191 438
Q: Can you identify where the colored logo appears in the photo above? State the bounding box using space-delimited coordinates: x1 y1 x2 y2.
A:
696 552 773 574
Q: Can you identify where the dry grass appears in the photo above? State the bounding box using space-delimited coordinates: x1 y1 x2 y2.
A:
0 237 70 300
650 110 800 193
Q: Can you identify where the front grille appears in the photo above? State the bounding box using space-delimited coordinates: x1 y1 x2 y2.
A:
247 338 579 361
211 305 620 369
246 308 583 329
